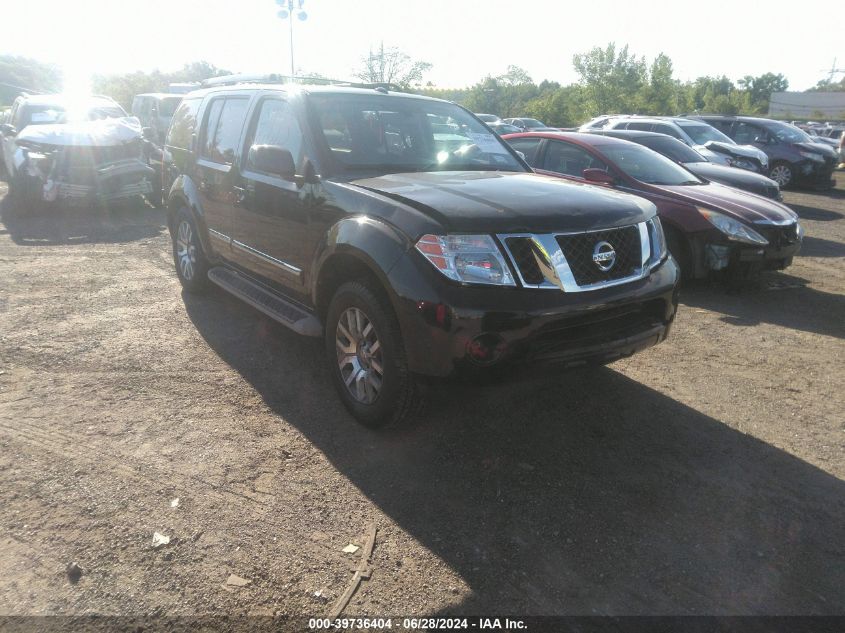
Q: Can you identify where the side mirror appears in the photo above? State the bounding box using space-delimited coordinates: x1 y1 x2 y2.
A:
249 144 295 179
0 123 17 136
582 168 615 185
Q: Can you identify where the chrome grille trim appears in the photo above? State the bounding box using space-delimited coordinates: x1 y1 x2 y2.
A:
498 221 652 293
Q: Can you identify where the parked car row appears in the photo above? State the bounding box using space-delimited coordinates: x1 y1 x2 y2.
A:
503 130 802 281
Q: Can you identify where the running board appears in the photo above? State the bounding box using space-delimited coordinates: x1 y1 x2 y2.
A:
207 267 322 337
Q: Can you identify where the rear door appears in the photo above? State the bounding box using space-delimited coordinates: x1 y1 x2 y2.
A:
230 95 310 295
195 95 250 255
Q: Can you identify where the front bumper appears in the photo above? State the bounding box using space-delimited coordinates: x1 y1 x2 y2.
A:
388 253 680 377
44 159 154 204
792 159 836 188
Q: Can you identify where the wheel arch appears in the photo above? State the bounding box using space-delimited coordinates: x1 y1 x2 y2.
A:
166 175 214 257
311 216 410 321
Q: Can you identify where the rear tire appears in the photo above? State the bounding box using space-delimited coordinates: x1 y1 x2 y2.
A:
325 280 420 429
172 208 209 294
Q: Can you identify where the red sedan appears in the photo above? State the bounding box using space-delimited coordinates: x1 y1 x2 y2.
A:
503 131 803 280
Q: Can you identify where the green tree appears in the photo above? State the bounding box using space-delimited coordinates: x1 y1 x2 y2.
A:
738 72 788 113
0 55 63 106
639 53 680 115
92 61 230 110
355 44 431 89
572 43 647 115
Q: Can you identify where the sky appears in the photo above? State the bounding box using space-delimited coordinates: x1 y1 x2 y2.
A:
2 0 842 92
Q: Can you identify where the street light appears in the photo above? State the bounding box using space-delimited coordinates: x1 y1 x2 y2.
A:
276 0 308 80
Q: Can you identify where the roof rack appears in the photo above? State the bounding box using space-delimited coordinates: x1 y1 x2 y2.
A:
199 73 404 92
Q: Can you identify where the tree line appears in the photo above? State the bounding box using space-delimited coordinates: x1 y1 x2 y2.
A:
3 43 843 124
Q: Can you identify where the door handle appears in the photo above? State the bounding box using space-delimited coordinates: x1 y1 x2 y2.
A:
233 185 247 206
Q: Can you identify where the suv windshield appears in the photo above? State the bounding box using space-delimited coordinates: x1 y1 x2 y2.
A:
602 143 703 185
676 122 734 145
765 121 812 143
638 136 706 164
309 94 524 172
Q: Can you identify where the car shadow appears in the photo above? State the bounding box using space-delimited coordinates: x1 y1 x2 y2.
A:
0 192 165 246
182 289 845 614
681 273 845 340
797 236 845 258
788 202 843 222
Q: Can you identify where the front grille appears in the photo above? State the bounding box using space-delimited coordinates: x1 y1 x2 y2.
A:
757 223 799 247
504 237 544 285
556 226 642 286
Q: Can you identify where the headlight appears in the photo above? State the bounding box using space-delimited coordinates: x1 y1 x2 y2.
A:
646 217 667 267
415 234 516 286
698 208 768 245
799 151 824 162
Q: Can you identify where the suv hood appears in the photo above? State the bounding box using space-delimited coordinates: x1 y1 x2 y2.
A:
348 171 655 233
658 181 796 224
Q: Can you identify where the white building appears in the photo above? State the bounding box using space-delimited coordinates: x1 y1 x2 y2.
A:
768 92 845 119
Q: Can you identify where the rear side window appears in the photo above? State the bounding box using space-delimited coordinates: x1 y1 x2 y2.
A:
506 137 542 166
542 141 607 177
625 121 654 132
202 98 249 164
653 123 683 140
166 97 201 150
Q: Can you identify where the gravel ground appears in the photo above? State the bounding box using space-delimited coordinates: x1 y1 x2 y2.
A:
0 178 842 619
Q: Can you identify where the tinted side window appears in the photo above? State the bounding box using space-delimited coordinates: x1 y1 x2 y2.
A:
706 119 733 134
246 99 304 171
626 121 654 132
506 137 543 166
733 122 765 145
543 141 607 177
653 123 683 140
203 98 249 165
166 97 201 150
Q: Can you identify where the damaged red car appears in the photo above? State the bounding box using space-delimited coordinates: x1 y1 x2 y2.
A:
504 131 803 279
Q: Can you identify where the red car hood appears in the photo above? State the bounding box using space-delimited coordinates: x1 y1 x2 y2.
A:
657 181 797 224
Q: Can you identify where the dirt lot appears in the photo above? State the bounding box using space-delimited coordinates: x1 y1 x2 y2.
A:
0 178 843 619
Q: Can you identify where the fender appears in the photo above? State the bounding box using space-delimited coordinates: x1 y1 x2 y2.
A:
166 175 218 261
310 215 411 311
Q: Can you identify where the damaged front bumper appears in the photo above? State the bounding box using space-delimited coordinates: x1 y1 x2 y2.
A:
43 159 154 204
703 221 802 274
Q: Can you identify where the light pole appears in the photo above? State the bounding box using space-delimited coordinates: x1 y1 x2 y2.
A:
276 0 308 80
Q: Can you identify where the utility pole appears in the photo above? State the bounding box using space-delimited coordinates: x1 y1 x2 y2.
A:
276 0 308 80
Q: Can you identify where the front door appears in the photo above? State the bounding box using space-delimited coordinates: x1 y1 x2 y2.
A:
230 97 309 296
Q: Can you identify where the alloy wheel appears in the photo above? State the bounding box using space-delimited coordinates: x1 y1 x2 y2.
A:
336 307 384 405
176 220 197 281
769 165 792 187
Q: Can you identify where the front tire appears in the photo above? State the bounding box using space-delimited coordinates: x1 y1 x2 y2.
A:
769 161 793 188
325 280 420 429
172 208 209 293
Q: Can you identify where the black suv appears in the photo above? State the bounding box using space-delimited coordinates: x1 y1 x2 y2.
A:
690 115 838 189
163 84 679 427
